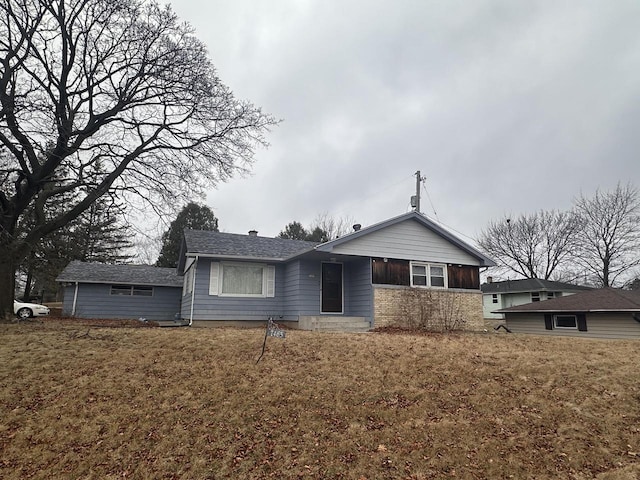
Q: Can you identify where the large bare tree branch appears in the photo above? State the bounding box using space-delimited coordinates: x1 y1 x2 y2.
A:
0 0 278 317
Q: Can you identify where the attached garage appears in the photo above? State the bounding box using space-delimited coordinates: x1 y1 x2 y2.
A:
57 261 183 322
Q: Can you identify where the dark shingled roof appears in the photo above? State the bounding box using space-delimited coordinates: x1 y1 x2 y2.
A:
56 261 183 287
496 288 640 313
183 230 318 260
481 278 592 294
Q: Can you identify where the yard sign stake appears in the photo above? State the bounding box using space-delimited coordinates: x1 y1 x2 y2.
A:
256 317 286 364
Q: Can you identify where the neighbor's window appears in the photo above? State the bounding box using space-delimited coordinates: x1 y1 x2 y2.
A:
531 292 540 302
492 294 498 304
547 291 555 299
554 314 577 329
110 285 153 296
410 262 447 288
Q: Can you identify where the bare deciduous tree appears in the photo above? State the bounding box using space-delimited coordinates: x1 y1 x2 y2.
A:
573 183 640 287
0 0 276 317
310 212 357 240
477 210 580 280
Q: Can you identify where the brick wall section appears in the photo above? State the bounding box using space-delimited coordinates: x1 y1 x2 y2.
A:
373 286 484 331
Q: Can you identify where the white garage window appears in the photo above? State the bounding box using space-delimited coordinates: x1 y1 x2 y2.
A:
209 262 275 297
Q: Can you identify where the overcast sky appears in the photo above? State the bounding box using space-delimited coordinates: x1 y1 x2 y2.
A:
165 0 640 242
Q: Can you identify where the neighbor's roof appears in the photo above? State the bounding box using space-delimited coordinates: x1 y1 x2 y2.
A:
496 288 640 313
482 278 592 294
182 230 318 261
315 211 496 267
56 261 183 287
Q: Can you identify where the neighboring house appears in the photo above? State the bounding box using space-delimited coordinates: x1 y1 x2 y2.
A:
496 288 640 339
57 261 183 321
177 211 495 330
481 278 592 320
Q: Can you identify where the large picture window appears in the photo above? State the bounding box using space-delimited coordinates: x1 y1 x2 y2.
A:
222 264 264 295
209 262 275 298
410 262 447 288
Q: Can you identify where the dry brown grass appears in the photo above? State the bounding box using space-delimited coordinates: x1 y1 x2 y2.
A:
1 320 639 479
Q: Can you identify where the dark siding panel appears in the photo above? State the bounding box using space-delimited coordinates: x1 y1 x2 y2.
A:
544 314 553 330
371 258 409 285
448 265 480 290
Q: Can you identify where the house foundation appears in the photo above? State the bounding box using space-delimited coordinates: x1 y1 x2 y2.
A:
373 285 484 331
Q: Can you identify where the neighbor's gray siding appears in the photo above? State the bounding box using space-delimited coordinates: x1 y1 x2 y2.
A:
328 219 480 265
62 283 181 321
184 259 285 322
506 312 640 339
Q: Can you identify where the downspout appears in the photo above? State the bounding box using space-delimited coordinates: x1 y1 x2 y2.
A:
71 282 79 317
188 256 198 326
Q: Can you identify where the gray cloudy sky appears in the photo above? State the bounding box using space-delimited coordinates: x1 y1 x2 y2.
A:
167 0 640 241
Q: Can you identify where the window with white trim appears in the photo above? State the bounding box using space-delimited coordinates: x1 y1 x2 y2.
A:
492 294 498 304
410 262 447 288
554 314 577 329
209 262 275 298
531 292 540 302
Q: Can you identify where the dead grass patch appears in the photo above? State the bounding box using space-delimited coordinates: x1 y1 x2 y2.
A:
1 321 639 479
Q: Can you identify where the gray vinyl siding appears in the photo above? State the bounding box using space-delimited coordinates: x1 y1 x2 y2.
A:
185 259 285 322
62 283 181 321
506 312 640 339
284 259 322 317
282 258 373 320
180 257 375 323
282 260 321 318
343 257 372 319
328 219 480 265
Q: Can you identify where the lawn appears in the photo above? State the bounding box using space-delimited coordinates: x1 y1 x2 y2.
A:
1 320 639 479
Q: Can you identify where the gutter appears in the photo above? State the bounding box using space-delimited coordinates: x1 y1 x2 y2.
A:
71 282 79 316
188 255 198 326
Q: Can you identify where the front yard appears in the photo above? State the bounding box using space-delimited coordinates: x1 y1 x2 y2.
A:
1 320 639 479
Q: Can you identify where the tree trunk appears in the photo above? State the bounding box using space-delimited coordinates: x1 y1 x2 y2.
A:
0 254 16 320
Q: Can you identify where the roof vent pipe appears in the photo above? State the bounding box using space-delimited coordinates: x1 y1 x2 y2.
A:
248 230 258 236
353 224 361 231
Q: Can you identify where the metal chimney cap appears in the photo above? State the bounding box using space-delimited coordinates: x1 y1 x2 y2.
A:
248 230 258 236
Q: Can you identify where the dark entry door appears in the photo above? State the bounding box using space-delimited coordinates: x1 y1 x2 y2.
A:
321 263 343 313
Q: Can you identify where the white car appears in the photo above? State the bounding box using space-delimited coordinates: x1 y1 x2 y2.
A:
14 300 50 319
